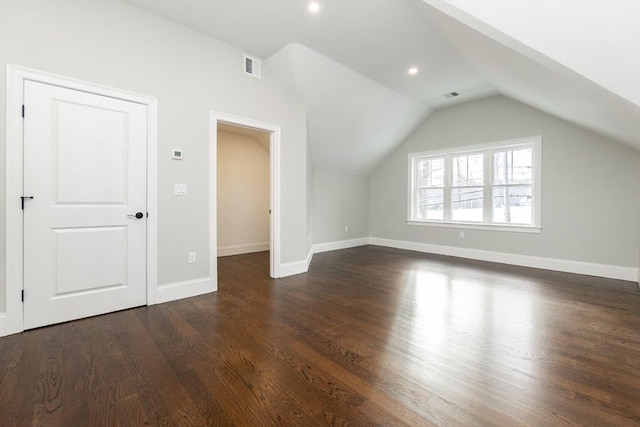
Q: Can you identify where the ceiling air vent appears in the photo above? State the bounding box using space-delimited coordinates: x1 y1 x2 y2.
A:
244 55 261 79
445 92 459 98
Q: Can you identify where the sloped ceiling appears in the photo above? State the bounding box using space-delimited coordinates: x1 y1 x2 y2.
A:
425 1 640 149
268 44 428 174
218 122 270 153
125 0 640 175
441 0 640 107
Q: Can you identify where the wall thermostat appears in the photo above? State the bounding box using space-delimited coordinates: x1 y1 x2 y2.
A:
172 149 183 160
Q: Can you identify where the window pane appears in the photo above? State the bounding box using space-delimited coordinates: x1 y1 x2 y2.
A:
417 189 443 220
452 154 483 186
493 186 532 224
452 187 483 221
494 148 532 185
417 158 444 187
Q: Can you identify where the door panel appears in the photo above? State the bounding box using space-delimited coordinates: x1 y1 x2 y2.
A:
55 100 129 204
23 80 147 329
53 227 127 295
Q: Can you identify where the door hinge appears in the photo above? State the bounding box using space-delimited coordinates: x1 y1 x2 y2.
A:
21 105 25 118
21 290 24 302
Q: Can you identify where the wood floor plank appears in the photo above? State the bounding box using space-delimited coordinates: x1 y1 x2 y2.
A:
1 246 639 426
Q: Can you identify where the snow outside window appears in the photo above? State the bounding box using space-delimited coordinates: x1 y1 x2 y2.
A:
408 136 541 232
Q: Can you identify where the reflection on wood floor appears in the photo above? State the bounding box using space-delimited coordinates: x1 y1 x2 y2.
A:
1 245 639 426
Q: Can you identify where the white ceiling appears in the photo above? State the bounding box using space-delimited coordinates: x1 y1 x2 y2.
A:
125 0 640 175
444 0 640 107
268 43 429 174
424 2 640 149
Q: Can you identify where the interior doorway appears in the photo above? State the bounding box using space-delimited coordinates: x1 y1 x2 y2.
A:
210 112 281 279
217 123 270 276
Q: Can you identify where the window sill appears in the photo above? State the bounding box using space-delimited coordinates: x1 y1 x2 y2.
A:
407 220 542 234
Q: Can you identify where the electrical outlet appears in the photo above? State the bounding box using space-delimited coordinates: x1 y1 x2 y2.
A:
188 251 196 263
459 231 465 239
345 225 349 232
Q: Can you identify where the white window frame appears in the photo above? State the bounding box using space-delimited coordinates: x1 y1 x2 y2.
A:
407 136 542 233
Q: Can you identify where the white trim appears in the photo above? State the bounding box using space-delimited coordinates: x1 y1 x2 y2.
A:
210 111 282 279
145 93 159 306
409 136 539 158
218 242 270 257
2 64 158 337
313 238 370 254
407 220 541 234
370 237 638 282
306 247 314 270
279 259 309 277
408 135 542 230
155 277 213 305
208 116 219 293
2 65 25 336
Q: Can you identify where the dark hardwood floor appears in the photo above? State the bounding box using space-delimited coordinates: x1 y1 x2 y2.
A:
1 245 639 426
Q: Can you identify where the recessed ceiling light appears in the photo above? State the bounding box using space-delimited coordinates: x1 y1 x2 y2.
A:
408 67 418 75
308 2 320 13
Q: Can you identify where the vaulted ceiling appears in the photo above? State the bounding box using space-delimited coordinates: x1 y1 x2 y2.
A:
125 0 640 175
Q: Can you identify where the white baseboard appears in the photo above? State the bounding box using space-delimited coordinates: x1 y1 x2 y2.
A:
1 277 217 336
154 276 216 305
370 237 638 282
313 237 370 254
275 239 368 278
217 242 269 257
306 247 314 270
278 258 309 278
0 313 22 337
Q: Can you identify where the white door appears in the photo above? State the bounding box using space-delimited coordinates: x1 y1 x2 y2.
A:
23 80 148 329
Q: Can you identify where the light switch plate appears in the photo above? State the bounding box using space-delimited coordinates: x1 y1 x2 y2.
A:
174 184 187 195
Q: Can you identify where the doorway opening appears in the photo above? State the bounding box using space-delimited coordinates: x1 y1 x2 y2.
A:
217 123 270 276
210 112 281 280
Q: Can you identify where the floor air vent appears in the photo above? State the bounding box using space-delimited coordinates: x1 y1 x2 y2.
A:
244 55 261 79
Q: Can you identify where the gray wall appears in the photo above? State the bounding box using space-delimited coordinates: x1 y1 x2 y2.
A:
313 169 369 244
370 95 640 268
307 121 314 255
0 0 309 312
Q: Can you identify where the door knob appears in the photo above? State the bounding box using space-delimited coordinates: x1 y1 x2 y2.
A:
127 212 144 219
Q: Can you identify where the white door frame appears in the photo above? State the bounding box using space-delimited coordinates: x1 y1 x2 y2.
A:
2 64 158 336
210 112 281 278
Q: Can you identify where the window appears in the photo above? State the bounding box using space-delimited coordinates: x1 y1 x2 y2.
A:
408 136 541 232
